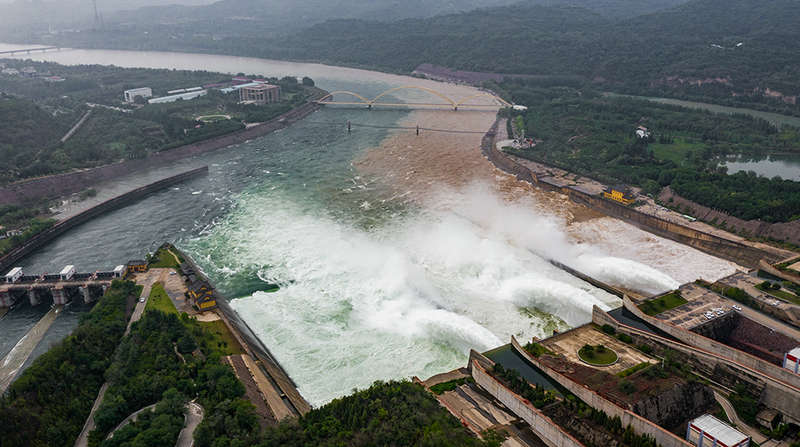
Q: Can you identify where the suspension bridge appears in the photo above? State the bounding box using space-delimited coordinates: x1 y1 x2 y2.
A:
315 86 513 110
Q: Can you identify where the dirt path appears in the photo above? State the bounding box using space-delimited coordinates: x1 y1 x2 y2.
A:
0 304 62 392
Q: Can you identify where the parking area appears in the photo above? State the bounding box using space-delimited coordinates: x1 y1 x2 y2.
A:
654 283 738 330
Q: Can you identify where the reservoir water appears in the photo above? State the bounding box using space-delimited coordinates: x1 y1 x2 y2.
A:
717 153 800 182
1 45 741 405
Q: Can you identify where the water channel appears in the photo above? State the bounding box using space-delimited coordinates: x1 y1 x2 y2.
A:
0 45 745 405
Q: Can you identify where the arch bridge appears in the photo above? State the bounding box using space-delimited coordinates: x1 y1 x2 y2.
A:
316 86 512 110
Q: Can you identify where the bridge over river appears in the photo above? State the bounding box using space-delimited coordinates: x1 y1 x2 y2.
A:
315 86 514 110
0 46 61 56
0 267 118 307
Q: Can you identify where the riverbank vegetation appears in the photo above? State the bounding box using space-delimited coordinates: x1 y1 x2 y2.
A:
0 62 317 185
0 280 137 447
498 84 800 223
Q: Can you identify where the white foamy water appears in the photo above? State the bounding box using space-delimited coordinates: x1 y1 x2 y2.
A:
190 179 732 405
0 43 743 405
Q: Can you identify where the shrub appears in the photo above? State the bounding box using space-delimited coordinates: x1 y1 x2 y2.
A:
618 333 632 343
601 324 616 335
618 380 636 395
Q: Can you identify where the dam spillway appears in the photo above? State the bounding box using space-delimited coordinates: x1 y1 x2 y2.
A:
0 50 742 405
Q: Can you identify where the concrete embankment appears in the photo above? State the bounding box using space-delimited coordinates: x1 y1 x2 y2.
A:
0 305 63 393
175 247 311 417
480 120 789 269
0 166 208 274
0 101 323 207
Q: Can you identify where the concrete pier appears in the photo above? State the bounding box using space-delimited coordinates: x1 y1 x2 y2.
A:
0 305 63 392
52 287 68 305
81 286 91 303
28 288 41 306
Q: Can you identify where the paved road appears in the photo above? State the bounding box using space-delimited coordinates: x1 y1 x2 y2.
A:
126 269 168 335
103 401 203 447
74 382 110 447
713 390 768 445
177 402 204 447
76 273 162 447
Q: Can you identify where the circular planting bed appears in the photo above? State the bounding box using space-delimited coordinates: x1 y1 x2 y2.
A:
578 344 618 366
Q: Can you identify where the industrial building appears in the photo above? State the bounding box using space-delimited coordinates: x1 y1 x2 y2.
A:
238 84 281 105
687 414 749 447
785 347 800 374
124 87 152 103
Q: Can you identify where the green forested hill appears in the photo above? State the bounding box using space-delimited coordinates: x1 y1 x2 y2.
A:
0 93 72 154
46 0 800 114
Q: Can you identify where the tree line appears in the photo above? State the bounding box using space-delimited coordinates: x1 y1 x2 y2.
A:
501 85 800 223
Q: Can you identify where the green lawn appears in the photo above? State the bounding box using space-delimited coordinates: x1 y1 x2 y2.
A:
638 292 688 316
197 319 246 356
650 138 702 165
148 248 180 269
145 282 178 315
755 283 800 305
578 345 618 366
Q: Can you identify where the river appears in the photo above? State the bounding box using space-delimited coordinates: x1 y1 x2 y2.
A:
0 45 740 405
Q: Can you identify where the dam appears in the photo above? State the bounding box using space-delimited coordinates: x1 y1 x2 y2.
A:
1 45 745 406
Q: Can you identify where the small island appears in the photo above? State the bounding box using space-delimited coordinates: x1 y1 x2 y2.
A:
578 343 618 366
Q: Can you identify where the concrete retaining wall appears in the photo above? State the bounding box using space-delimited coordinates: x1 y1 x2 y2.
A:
0 167 208 274
471 360 585 447
0 102 322 207
481 128 786 269
509 336 695 447
621 295 800 391
759 260 800 287
593 305 800 425
177 247 311 415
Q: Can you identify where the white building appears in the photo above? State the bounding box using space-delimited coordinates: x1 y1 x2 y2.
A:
124 87 153 103
636 126 651 138
784 347 800 374
113 265 126 279
5 267 23 283
687 414 749 447
2 67 19 75
59 265 76 281
148 90 206 104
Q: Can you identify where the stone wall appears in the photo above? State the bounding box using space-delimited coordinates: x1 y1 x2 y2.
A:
0 167 209 274
481 129 788 269
0 102 322 206
592 305 800 425
630 382 716 429
510 337 695 447
659 187 800 247
622 296 800 391
470 360 585 447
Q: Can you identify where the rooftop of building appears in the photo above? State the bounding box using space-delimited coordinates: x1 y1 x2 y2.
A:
690 414 748 446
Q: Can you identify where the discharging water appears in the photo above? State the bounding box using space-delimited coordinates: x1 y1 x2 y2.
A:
1 46 742 404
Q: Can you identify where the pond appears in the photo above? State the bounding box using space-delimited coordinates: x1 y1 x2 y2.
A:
717 153 800 181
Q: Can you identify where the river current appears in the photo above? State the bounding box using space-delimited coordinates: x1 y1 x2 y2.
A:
0 45 740 405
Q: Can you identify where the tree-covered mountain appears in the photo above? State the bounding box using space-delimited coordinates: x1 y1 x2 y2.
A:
0 0 688 40
40 0 796 115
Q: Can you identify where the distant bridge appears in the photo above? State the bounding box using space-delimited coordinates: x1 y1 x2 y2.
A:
316 86 513 110
0 46 61 56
